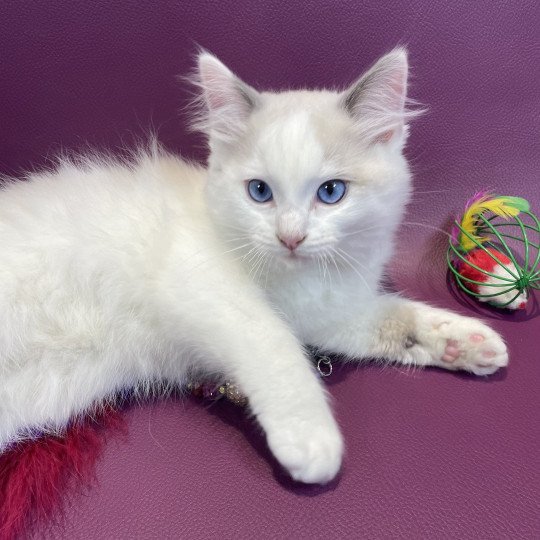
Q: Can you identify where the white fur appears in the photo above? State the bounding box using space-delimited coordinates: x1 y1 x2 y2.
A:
0 49 508 484
478 262 528 310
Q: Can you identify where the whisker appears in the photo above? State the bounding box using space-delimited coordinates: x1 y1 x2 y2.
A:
322 251 334 287
223 235 251 243
222 224 253 233
249 250 265 280
342 224 387 238
325 249 342 285
411 189 451 195
337 247 377 278
222 242 253 255
332 247 373 294
263 254 274 289
401 221 451 238
254 252 268 284
243 247 259 264
316 254 323 284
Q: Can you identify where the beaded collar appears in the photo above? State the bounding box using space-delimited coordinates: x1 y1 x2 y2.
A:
188 349 333 406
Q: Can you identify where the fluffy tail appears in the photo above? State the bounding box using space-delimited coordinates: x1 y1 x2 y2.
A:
0 405 126 540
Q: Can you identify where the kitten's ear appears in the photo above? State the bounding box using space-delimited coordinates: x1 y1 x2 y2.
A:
341 48 412 145
195 52 260 142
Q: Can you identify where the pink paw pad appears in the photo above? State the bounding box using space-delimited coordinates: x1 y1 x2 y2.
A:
469 334 485 343
476 350 497 368
442 340 460 363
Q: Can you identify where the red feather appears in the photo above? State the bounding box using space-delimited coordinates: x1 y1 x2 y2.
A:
0 406 126 540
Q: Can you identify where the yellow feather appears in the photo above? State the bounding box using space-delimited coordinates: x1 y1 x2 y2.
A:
478 199 521 218
459 195 522 251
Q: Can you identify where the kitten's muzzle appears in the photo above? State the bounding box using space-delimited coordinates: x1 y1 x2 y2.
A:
277 234 307 251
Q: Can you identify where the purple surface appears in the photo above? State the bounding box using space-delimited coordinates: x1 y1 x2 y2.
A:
1 1 539 538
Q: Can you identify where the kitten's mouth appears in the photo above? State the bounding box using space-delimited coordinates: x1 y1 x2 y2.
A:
281 249 310 262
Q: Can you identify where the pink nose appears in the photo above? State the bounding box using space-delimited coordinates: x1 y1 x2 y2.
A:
278 234 306 251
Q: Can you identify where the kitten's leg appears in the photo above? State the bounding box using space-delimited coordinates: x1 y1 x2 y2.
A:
310 296 508 375
159 287 343 484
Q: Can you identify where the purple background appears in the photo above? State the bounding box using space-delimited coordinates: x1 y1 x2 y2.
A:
1 1 539 538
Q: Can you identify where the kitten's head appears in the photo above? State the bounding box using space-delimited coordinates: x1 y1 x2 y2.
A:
193 49 419 270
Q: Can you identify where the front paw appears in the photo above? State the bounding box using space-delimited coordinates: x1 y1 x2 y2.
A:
265 416 344 484
415 307 508 375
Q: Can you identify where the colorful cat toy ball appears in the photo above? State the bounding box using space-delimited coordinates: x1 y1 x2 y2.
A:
447 192 540 310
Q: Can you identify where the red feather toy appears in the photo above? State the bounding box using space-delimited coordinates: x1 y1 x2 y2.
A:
448 192 538 310
0 406 125 540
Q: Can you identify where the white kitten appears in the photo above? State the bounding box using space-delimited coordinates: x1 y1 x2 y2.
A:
0 49 508 484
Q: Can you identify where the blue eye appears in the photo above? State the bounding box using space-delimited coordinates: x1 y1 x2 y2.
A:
317 180 346 204
247 179 273 203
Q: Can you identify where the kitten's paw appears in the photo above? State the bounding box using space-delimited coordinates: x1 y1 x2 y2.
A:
265 417 343 484
415 307 508 375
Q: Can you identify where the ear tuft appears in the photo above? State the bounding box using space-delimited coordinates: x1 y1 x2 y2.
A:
190 52 259 142
342 48 421 144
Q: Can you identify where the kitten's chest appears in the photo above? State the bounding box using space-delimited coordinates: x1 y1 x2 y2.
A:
264 272 350 340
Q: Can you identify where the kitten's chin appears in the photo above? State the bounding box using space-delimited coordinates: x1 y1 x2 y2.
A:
277 250 312 269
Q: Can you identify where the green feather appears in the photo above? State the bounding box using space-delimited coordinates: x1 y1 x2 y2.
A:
497 196 530 212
